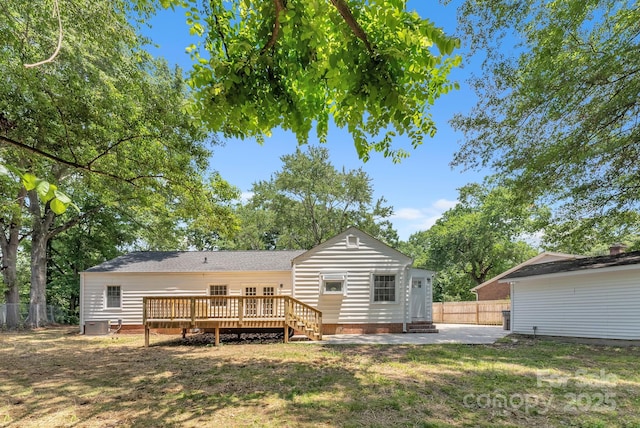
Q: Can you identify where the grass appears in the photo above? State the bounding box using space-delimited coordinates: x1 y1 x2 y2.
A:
0 328 639 427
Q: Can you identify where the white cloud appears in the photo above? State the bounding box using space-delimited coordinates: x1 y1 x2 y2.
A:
391 199 459 240
240 191 254 202
392 208 425 220
433 198 458 211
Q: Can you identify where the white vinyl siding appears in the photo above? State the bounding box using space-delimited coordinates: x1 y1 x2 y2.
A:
82 271 292 325
511 268 640 340
293 230 411 325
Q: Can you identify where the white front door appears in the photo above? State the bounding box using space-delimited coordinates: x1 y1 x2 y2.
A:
410 278 427 320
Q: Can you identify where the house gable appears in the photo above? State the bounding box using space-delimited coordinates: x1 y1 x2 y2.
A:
292 227 414 328
292 227 412 266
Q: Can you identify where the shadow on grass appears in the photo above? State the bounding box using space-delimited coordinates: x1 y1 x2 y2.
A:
1 328 639 427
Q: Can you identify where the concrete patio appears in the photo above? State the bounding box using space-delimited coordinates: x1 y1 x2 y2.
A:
318 323 509 345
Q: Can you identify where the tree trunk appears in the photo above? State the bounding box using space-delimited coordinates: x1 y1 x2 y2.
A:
26 189 55 328
0 187 26 329
1 240 21 328
28 226 49 327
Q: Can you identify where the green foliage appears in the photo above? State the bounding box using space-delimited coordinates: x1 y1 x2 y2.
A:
0 165 78 215
233 146 397 250
451 0 640 246
147 0 461 161
0 0 239 311
404 182 544 300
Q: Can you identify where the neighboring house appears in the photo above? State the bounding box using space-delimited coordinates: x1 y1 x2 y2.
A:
471 252 582 300
502 248 640 340
80 227 436 336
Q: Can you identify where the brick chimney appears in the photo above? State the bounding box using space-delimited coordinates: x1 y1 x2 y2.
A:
609 243 627 256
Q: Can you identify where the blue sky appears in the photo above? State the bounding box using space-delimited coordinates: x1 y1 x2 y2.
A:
142 0 490 240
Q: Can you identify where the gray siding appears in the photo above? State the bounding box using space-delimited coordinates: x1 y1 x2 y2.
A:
293 232 412 324
512 268 640 339
81 271 292 326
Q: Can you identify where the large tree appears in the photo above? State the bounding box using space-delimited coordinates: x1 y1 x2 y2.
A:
1 1 238 327
147 0 461 162
450 0 640 245
237 146 397 250
403 183 544 301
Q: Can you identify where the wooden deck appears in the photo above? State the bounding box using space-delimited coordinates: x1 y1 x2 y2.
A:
143 296 322 346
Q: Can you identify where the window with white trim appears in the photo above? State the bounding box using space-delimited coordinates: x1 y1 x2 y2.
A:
263 286 275 315
106 285 121 309
321 273 347 295
373 274 396 302
209 285 228 307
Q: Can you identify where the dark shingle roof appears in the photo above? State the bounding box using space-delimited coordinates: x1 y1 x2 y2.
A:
84 250 306 273
504 250 640 279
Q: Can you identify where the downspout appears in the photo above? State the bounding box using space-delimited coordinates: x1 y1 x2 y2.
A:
79 272 85 333
403 264 411 333
291 260 296 299
509 281 515 332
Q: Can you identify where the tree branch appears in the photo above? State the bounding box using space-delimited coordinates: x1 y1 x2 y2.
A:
260 0 285 54
329 0 374 55
86 134 157 167
47 206 102 240
0 135 162 185
213 14 230 60
24 0 63 68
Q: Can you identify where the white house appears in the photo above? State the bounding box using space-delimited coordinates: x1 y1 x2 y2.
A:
80 227 436 336
502 249 640 340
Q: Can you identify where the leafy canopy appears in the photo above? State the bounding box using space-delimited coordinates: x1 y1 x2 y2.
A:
239 146 397 250
451 0 640 243
147 0 461 161
403 183 544 300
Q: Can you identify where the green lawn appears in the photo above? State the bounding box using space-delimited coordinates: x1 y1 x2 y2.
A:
0 328 638 427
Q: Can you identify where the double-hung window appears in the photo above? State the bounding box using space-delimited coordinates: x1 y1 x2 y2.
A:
373 274 396 303
106 285 121 309
209 285 228 307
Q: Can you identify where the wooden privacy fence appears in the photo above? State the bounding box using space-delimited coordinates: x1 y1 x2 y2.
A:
432 300 510 325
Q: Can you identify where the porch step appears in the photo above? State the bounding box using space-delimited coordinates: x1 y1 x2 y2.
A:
407 322 438 334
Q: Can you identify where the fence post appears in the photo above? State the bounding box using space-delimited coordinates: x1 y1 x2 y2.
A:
475 302 480 325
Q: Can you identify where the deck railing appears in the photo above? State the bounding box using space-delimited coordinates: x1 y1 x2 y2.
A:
143 295 322 343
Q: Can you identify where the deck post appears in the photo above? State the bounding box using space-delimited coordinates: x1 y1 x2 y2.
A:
143 297 149 347
190 297 196 326
284 298 290 344
215 327 220 346
238 297 244 326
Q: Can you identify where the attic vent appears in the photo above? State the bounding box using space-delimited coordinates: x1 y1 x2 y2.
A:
346 235 359 248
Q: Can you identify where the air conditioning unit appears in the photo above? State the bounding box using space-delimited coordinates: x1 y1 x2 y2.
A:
84 320 110 335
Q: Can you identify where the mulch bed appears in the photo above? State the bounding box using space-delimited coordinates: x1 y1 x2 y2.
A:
160 332 288 346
